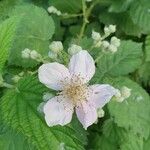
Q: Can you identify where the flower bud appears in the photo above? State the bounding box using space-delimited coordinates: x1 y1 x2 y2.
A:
114 89 125 102
43 93 54 102
30 50 41 60
49 41 63 53
121 86 131 99
111 36 120 47
101 41 110 49
47 6 61 16
104 27 110 35
108 44 117 53
108 25 116 33
48 51 57 59
21 48 31 59
114 87 131 102
37 102 45 113
97 108 105 118
104 25 116 36
68 44 82 55
92 30 101 41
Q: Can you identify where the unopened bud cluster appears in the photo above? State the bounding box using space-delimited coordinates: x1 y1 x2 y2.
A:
95 108 105 124
47 6 62 16
43 92 54 102
115 86 131 102
37 92 54 114
68 44 82 55
49 41 63 53
104 25 116 36
91 25 120 53
48 41 63 59
97 108 105 118
47 6 70 17
22 48 42 61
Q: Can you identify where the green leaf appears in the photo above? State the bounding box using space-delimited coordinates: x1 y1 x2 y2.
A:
137 62 150 86
108 77 150 139
95 40 142 80
0 17 18 73
49 0 82 13
0 123 35 150
87 133 117 150
120 133 143 150
29 0 48 7
88 118 144 150
109 0 134 13
103 119 143 150
102 119 124 145
100 11 142 36
143 136 150 150
129 0 150 34
0 75 87 150
0 0 23 22
52 17 65 41
8 5 55 68
145 35 150 62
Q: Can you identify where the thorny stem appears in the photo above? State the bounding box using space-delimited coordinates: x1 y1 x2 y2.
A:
78 0 99 43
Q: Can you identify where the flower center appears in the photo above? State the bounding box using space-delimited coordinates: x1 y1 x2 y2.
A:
59 75 89 106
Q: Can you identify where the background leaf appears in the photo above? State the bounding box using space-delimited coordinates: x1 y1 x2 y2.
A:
108 0 134 13
0 75 87 150
145 35 150 62
0 17 18 73
108 77 150 139
49 0 82 13
100 11 142 36
95 41 142 80
103 119 143 150
129 0 150 34
0 123 35 150
8 5 55 68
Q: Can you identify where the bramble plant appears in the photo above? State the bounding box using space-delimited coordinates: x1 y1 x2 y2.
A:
0 0 150 150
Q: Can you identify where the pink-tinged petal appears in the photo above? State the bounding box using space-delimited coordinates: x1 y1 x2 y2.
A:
38 63 70 91
69 50 95 83
76 101 97 129
43 96 74 127
89 84 117 108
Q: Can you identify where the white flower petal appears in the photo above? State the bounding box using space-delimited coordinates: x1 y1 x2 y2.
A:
89 84 117 108
38 63 70 91
76 101 97 129
43 96 74 127
69 50 95 83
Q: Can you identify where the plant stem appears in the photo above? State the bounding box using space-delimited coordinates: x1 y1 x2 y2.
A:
61 13 83 19
78 0 99 43
2 83 15 89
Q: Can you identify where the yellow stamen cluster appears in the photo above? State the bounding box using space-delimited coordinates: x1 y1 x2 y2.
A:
59 75 90 106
